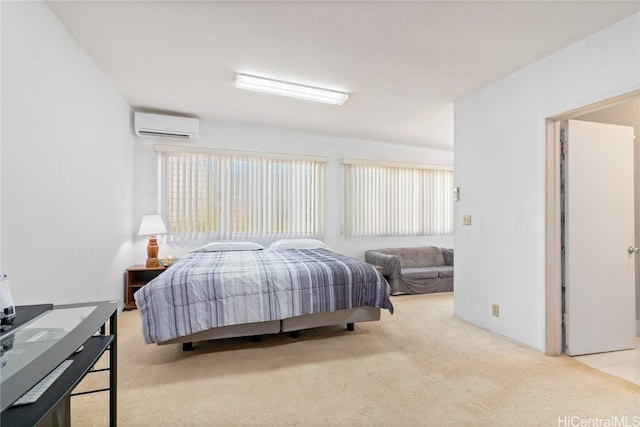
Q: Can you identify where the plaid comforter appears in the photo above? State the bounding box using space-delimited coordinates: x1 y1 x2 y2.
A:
135 249 394 344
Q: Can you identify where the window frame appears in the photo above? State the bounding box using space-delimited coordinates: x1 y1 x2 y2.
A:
155 145 327 242
342 158 454 237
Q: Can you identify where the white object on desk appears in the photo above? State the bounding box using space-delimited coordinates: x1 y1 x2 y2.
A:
11 360 73 406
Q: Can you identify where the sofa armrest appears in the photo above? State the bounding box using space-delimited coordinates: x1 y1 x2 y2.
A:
364 250 401 279
442 248 454 266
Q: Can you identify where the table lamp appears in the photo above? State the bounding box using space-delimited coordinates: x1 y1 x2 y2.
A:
138 214 168 268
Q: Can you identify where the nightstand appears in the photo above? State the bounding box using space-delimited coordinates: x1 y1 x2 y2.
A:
124 265 166 310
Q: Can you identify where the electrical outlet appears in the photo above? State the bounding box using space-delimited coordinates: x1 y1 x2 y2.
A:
463 214 472 225
492 304 499 317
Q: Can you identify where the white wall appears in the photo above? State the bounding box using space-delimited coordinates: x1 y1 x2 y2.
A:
133 121 454 262
1 1 134 305
454 13 640 351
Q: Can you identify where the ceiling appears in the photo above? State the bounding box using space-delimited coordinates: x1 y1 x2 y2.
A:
47 1 640 150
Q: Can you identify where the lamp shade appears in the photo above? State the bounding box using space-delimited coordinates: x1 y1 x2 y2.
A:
138 215 168 236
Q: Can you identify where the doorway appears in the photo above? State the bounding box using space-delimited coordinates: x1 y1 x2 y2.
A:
545 90 640 357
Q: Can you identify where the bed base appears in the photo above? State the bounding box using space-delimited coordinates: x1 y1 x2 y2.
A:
160 307 381 351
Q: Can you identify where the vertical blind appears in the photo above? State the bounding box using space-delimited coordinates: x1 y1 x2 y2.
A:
158 148 325 241
343 162 454 237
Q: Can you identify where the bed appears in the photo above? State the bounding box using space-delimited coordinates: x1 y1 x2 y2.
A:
134 240 394 350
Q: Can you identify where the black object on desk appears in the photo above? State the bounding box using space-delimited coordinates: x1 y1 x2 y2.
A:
0 300 119 427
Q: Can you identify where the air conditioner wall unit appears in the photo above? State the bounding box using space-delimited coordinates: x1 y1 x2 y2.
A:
134 112 199 140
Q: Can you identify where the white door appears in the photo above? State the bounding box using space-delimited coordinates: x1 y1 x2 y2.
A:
564 119 637 356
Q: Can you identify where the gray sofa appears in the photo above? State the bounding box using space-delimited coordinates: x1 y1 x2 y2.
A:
365 246 454 295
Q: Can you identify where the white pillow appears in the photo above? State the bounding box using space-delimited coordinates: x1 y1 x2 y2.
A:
192 241 265 252
268 239 331 251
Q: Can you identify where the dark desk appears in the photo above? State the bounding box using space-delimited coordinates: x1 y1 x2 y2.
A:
0 300 119 427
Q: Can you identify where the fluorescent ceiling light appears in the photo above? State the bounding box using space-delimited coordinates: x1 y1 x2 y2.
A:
235 73 349 106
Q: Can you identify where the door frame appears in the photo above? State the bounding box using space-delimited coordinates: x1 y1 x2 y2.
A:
544 90 639 356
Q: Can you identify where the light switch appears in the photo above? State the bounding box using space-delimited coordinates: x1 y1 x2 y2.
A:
463 214 472 226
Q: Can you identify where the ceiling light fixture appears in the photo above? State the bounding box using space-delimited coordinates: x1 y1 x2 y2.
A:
235 73 349 106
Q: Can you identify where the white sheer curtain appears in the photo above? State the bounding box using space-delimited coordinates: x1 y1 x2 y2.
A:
157 147 325 241
343 161 453 237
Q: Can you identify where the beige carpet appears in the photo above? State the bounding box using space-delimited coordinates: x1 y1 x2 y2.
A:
71 293 640 426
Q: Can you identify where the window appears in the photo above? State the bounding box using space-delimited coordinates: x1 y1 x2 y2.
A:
157 146 326 241
343 160 453 237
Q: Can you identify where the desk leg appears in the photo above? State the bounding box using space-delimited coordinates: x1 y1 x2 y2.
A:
109 310 117 427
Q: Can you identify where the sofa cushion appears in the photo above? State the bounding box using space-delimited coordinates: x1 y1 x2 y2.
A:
401 268 439 280
430 266 454 278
